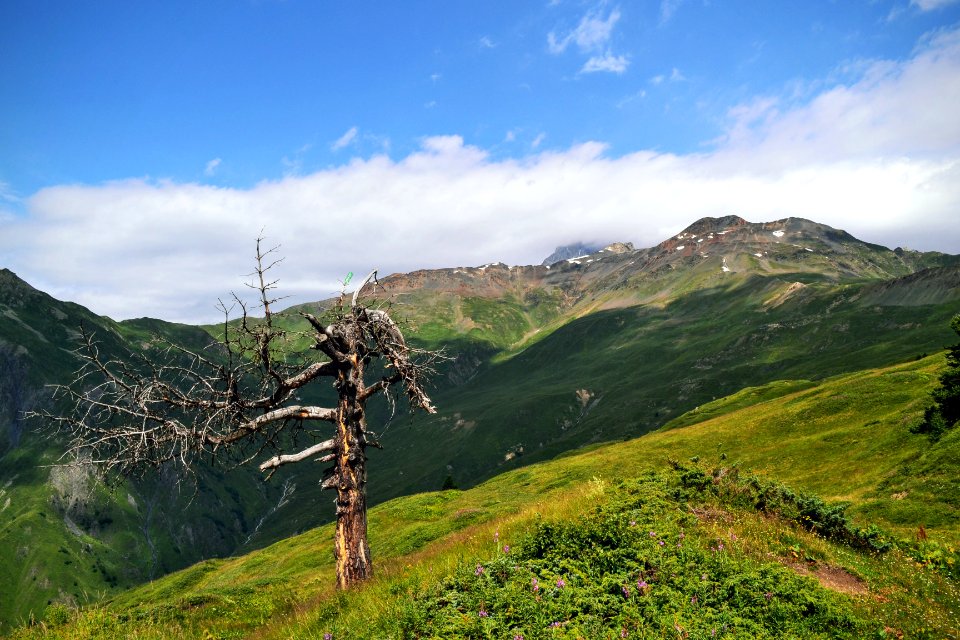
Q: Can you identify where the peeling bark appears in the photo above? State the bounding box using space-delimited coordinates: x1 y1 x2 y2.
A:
333 356 372 586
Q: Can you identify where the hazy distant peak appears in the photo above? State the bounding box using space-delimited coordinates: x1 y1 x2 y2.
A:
542 242 604 266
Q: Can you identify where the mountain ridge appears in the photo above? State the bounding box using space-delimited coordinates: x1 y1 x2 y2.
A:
375 215 958 303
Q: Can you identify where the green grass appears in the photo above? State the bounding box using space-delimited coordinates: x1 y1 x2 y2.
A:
3 262 958 632
364 275 958 510
331 467 947 639
0 270 304 630
9 354 959 638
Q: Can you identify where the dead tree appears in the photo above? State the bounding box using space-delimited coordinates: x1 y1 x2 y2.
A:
36 239 440 589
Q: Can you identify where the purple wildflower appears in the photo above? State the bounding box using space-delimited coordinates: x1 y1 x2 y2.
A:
556 578 566 588
649 531 657 538
503 545 510 553
532 577 539 592
691 595 698 604
478 610 489 618
475 564 484 576
514 635 524 640
323 635 332 640
550 621 562 628
679 531 685 540
637 580 648 591
621 630 629 638
765 591 773 601
629 520 637 526
622 585 631 598
658 540 665 547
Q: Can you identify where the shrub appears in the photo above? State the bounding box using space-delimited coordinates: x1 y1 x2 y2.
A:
44 603 71 627
394 471 877 639
912 314 960 442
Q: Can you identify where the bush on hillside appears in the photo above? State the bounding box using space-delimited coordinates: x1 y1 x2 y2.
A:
912 314 960 441
394 470 878 639
670 461 893 553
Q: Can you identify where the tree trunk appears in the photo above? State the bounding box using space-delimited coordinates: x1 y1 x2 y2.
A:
333 354 372 589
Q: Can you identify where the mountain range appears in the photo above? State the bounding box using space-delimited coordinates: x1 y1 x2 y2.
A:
1 215 958 630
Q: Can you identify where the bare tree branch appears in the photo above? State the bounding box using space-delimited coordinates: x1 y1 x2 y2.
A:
258 438 336 472
31 236 443 590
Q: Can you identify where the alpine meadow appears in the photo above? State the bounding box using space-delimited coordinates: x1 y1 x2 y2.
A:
2 2 960 639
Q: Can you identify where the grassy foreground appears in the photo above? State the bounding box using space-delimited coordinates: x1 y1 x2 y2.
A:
9 354 960 638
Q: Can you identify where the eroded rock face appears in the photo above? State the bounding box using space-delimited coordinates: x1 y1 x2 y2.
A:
0 343 35 452
599 242 635 254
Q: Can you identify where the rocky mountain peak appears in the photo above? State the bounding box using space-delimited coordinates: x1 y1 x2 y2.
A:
598 242 635 255
541 242 603 266
680 215 749 236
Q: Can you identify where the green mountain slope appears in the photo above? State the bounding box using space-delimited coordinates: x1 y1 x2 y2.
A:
12 354 959 638
357 269 960 513
2 215 958 630
227 220 960 546
0 270 285 630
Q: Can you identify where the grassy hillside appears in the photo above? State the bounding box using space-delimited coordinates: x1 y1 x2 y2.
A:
363 273 959 504
216 268 959 555
12 354 959 638
0 271 284 630
3 245 957 630
182 246 960 554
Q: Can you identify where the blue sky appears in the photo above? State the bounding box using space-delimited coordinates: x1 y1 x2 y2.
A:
2 1 960 322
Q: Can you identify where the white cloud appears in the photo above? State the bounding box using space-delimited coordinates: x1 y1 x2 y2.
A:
331 127 359 151
716 27 960 165
479 36 496 49
531 132 547 148
204 158 222 176
912 0 960 10
505 130 517 143
548 7 621 54
3 27 960 323
582 53 629 74
549 6 630 76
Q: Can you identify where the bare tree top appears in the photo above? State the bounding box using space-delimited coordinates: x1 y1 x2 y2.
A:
35 237 442 479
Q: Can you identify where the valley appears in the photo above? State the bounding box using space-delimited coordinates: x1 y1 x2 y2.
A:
8 353 959 638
